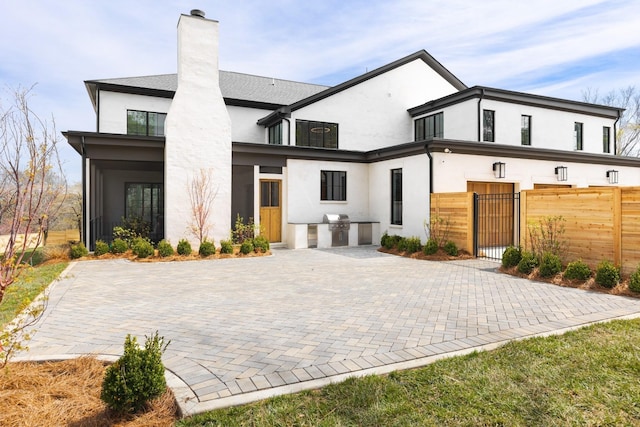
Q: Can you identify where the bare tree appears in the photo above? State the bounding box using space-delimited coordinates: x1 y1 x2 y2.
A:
583 86 640 156
0 86 66 305
187 169 217 244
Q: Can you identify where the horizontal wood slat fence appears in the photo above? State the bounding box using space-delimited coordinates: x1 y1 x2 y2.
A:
431 187 640 275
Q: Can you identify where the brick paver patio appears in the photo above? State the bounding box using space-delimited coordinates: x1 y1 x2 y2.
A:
15 246 640 415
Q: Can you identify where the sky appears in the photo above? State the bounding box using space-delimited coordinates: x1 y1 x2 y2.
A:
2 0 640 183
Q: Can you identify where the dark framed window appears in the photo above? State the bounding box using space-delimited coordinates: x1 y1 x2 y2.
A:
391 168 402 225
574 122 583 150
483 110 495 142
126 110 166 136
320 171 346 201
268 122 283 145
603 126 611 153
521 115 531 146
415 112 443 140
295 120 338 148
125 183 163 240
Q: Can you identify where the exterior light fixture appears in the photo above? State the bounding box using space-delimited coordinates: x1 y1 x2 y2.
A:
606 169 619 184
555 166 568 182
492 161 505 179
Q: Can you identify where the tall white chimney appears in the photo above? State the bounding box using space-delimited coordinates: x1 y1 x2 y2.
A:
164 10 232 247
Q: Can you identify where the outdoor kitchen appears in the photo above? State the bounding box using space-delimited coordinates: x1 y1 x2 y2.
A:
286 216 380 249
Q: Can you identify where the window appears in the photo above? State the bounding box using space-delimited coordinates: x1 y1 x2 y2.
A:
415 112 443 140
521 115 531 146
295 120 338 148
603 126 611 153
126 110 166 136
391 168 402 225
125 183 163 240
320 171 346 201
268 122 282 145
574 122 583 150
483 110 495 142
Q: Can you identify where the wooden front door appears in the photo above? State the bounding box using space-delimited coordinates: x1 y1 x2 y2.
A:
260 180 281 243
468 181 516 248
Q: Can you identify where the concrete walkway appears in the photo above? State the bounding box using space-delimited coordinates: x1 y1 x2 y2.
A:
15 246 640 416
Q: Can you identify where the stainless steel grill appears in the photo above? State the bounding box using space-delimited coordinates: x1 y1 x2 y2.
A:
323 214 350 247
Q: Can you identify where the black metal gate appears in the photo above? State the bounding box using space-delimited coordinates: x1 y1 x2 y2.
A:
474 192 520 260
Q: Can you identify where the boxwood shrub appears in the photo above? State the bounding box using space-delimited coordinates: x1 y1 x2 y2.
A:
501 246 522 268
563 259 591 281
110 238 128 255
70 242 88 259
156 240 174 257
176 239 192 256
131 237 154 259
94 240 109 256
198 239 216 257
517 251 538 275
240 239 254 255
219 239 234 254
253 235 270 253
423 238 438 255
443 241 458 256
595 260 620 289
539 251 562 278
629 265 640 292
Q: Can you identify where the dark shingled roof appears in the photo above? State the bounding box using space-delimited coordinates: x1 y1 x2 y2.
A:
88 71 329 107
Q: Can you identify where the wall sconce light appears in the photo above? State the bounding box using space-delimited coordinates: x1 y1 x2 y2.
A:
555 166 568 182
606 170 619 184
492 161 506 179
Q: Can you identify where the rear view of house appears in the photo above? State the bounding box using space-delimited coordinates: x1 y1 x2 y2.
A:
64 9 640 252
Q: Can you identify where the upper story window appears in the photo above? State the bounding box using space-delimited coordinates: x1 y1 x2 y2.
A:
415 112 443 140
521 115 531 146
483 110 495 142
574 122 583 150
127 110 166 136
603 126 611 153
268 122 283 145
296 120 338 149
320 171 346 201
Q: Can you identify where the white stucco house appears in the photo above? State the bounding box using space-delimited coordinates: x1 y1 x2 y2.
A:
64 10 640 251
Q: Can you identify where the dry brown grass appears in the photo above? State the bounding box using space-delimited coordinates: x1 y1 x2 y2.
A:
0 357 179 427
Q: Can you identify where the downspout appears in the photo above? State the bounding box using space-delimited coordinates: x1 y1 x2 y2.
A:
81 136 87 249
477 88 485 141
613 109 621 155
425 143 433 194
96 86 100 132
283 117 291 145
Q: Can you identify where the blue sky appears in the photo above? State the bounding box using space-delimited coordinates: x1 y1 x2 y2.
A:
2 0 639 183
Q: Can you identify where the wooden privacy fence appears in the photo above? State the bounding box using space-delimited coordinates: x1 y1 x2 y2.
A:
431 187 640 275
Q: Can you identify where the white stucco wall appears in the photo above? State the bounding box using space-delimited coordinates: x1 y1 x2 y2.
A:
286 160 370 223
164 14 232 247
289 59 459 151
369 154 431 242
227 105 273 143
425 98 617 154
98 91 172 134
431 152 640 192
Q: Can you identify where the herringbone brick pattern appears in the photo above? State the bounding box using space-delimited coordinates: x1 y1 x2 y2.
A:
16 247 640 415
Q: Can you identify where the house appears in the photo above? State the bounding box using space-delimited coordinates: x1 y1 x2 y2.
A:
64 9 640 252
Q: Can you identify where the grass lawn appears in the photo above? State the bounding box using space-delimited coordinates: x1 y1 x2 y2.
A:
0 261 68 326
179 318 640 426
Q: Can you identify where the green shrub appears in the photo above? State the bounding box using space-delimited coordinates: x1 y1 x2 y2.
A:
629 265 640 292
220 239 234 254
404 237 422 254
443 241 458 256
423 238 439 255
198 240 216 257
131 237 154 259
94 240 109 256
240 239 254 255
110 238 128 255
100 332 169 413
595 260 620 289
396 237 408 252
539 251 562 278
156 240 174 257
517 251 538 275
253 235 270 253
176 239 192 256
69 242 88 259
502 246 522 268
564 259 591 281
380 232 391 248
